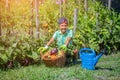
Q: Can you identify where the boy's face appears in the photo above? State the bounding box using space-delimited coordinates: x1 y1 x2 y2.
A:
59 23 68 34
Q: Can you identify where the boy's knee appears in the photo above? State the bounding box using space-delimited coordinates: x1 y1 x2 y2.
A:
73 49 79 59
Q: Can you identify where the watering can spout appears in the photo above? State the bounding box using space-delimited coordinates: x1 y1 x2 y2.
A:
94 52 103 66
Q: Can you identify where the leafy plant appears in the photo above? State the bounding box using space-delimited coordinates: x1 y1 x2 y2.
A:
0 35 44 68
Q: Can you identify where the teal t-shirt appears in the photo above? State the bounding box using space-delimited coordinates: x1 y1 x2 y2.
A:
52 29 73 48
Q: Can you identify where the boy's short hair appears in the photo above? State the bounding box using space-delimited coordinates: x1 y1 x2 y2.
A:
58 17 68 25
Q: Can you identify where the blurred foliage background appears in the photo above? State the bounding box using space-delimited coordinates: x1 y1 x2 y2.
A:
0 0 120 68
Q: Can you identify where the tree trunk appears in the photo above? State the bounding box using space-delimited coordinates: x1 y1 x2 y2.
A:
29 0 34 36
108 0 111 10
60 0 63 17
92 0 95 2
73 8 78 35
5 0 11 36
96 12 99 30
0 23 1 36
0 11 1 36
35 0 39 39
84 0 88 12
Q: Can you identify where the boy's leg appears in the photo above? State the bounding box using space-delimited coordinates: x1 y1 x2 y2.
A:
65 53 72 66
72 55 77 64
72 49 78 64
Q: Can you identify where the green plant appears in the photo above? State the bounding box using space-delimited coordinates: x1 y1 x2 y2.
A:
0 35 44 68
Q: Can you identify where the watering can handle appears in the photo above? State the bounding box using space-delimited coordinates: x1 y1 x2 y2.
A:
79 48 95 55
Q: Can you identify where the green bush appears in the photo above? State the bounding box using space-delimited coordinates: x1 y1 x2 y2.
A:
0 35 44 68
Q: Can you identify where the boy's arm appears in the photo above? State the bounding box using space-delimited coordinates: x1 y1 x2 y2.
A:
65 30 73 46
65 37 72 46
46 37 54 46
46 31 57 48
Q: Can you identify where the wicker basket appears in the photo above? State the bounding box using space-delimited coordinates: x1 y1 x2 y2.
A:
41 51 66 67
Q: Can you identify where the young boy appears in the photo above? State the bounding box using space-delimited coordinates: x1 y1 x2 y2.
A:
45 17 78 65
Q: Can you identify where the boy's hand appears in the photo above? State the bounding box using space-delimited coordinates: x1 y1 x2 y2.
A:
45 45 48 49
59 45 67 52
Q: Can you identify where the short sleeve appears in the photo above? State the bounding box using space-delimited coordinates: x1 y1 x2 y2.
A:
67 30 73 38
52 31 57 40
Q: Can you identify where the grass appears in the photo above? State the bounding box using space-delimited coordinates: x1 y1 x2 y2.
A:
0 52 120 80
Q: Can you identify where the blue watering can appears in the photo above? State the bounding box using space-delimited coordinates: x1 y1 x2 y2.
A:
79 48 104 70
